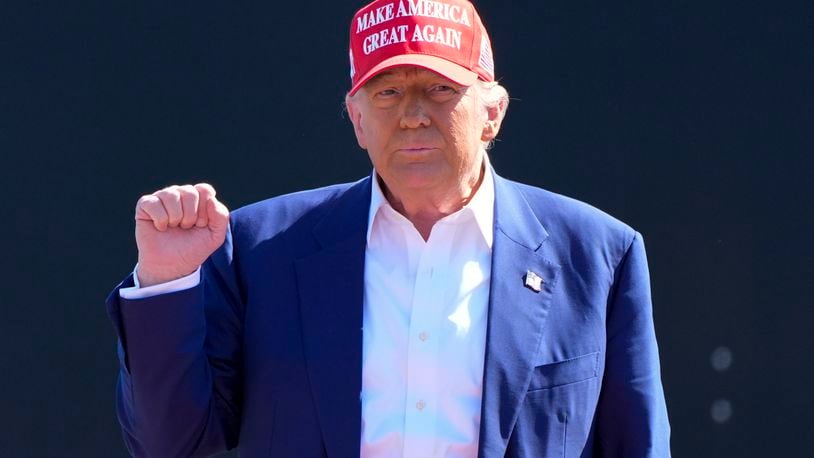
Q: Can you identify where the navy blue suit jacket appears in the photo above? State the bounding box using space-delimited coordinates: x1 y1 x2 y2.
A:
107 171 670 457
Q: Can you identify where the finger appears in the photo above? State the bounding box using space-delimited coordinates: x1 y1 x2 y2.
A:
194 183 216 228
178 185 199 229
135 195 170 231
155 187 183 228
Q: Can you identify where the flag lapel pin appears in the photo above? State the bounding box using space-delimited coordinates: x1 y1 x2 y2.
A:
524 270 543 293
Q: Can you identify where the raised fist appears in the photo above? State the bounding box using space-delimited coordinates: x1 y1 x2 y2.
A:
134 183 229 287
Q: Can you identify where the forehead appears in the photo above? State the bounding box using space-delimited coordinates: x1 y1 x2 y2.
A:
366 66 460 86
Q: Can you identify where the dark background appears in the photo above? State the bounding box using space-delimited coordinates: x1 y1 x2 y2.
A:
1 1 811 456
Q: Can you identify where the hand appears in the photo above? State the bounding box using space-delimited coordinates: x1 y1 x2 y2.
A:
134 183 229 287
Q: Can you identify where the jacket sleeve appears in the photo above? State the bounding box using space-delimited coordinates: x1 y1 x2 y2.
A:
594 232 671 457
105 229 244 457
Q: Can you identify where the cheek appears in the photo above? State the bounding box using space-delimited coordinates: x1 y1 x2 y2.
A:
360 112 393 149
359 119 390 167
448 110 484 149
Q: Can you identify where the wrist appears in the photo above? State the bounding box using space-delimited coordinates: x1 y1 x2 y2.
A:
135 264 197 288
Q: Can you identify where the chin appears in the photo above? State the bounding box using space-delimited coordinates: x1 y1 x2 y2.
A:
392 168 447 191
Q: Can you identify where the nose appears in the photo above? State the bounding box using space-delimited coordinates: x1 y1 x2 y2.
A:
399 93 431 129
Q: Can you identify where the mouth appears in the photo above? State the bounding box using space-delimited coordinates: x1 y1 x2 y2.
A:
397 147 436 153
395 148 436 163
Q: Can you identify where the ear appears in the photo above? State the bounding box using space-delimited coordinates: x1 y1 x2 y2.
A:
345 94 368 150
481 97 508 143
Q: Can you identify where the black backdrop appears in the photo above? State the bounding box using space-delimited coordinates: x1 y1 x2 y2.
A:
1 1 812 456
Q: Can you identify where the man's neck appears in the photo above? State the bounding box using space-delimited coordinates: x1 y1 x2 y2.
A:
380 163 485 241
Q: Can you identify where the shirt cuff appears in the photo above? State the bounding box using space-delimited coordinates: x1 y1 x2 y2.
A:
119 265 201 300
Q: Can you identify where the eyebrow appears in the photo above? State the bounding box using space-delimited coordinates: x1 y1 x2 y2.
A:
368 67 436 85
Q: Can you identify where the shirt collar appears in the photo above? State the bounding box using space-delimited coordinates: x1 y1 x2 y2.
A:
366 153 495 248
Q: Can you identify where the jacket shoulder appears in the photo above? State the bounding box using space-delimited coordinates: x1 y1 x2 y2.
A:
228 178 367 246
508 180 639 258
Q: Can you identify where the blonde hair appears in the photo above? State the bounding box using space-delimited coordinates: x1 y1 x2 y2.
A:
474 80 510 150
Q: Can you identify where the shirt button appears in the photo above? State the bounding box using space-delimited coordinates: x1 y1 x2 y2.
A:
416 400 426 411
418 331 429 342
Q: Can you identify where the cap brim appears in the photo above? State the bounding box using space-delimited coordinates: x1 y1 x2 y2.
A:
349 54 479 95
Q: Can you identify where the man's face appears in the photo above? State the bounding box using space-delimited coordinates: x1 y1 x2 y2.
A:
346 67 497 201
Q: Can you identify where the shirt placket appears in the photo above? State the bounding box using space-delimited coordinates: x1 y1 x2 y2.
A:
402 224 452 458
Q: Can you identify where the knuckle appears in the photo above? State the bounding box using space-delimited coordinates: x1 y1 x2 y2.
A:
157 187 181 201
178 184 197 197
136 194 154 206
195 182 216 196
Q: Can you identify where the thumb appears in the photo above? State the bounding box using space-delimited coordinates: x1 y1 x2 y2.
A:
207 195 230 235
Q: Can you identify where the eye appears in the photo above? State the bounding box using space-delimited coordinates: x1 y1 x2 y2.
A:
376 88 400 98
430 84 457 94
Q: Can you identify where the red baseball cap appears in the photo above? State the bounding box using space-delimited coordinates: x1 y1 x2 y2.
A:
348 0 495 95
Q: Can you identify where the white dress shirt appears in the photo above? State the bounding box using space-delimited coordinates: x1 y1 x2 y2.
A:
361 168 493 458
119 165 495 458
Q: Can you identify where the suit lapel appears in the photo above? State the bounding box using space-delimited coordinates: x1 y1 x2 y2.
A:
478 174 562 457
295 178 371 458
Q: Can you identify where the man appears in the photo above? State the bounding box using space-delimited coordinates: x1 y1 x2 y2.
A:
107 0 670 456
